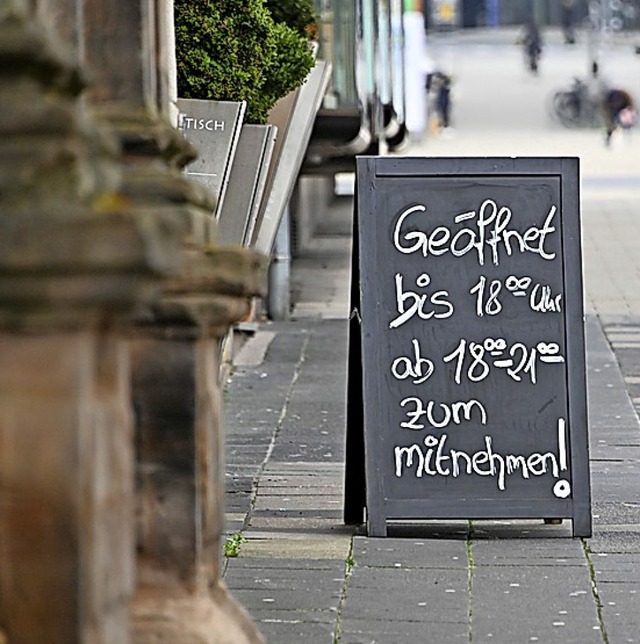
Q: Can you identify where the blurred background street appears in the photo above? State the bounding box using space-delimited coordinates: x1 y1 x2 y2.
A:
408 25 640 178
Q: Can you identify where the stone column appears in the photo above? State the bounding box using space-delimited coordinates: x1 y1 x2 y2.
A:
35 0 81 52
77 0 267 641
131 249 267 643
0 2 183 641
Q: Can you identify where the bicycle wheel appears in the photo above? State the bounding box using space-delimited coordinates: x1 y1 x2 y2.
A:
552 91 580 128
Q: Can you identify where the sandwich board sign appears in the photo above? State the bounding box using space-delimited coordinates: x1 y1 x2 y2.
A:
345 156 591 537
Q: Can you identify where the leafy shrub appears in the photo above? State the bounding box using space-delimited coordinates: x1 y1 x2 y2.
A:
264 0 318 39
175 0 315 124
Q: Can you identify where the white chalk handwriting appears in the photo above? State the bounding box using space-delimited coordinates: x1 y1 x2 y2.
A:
470 275 563 316
394 419 569 494
391 339 435 384
389 337 565 385
379 192 574 498
443 337 565 385
392 199 557 267
399 396 488 430
389 272 454 328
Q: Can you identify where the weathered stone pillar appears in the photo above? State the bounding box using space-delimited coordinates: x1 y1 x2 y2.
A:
0 2 183 641
35 0 81 52
77 0 267 641
131 249 267 643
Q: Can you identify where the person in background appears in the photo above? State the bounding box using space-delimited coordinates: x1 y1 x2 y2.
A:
426 70 453 135
601 87 636 146
561 0 576 45
519 19 543 73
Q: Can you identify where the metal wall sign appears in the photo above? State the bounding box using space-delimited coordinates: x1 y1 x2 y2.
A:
251 60 331 255
177 99 246 219
346 156 591 537
217 124 277 247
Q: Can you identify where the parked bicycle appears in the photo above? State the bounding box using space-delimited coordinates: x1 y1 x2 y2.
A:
551 77 602 128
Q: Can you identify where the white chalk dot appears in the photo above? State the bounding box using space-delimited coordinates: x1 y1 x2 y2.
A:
553 479 571 498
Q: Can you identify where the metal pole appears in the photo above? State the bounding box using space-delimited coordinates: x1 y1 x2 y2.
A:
268 206 291 321
587 0 606 76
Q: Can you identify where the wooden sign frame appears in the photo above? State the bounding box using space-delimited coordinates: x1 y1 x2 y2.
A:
345 156 591 538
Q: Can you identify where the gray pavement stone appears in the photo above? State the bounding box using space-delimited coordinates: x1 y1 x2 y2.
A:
603 619 640 644
589 529 640 555
592 553 640 582
339 618 469 644
229 587 341 611
470 523 573 540
224 566 347 590
225 557 343 642
341 591 467 623
352 536 469 570
346 566 468 597
235 532 351 560
470 534 601 641
250 618 336 644
227 557 345 572
591 502 640 526
472 539 586 564
247 517 348 534
250 508 342 521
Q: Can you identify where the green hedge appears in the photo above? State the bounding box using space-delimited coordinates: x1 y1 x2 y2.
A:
264 0 318 38
175 0 316 124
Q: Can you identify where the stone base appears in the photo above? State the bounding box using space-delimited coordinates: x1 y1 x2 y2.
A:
0 331 133 642
133 582 265 644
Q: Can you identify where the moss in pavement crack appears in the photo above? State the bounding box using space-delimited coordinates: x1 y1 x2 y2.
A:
334 538 356 644
582 539 610 644
467 520 476 644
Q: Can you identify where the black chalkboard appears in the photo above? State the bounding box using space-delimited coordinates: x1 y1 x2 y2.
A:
346 156 591 537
